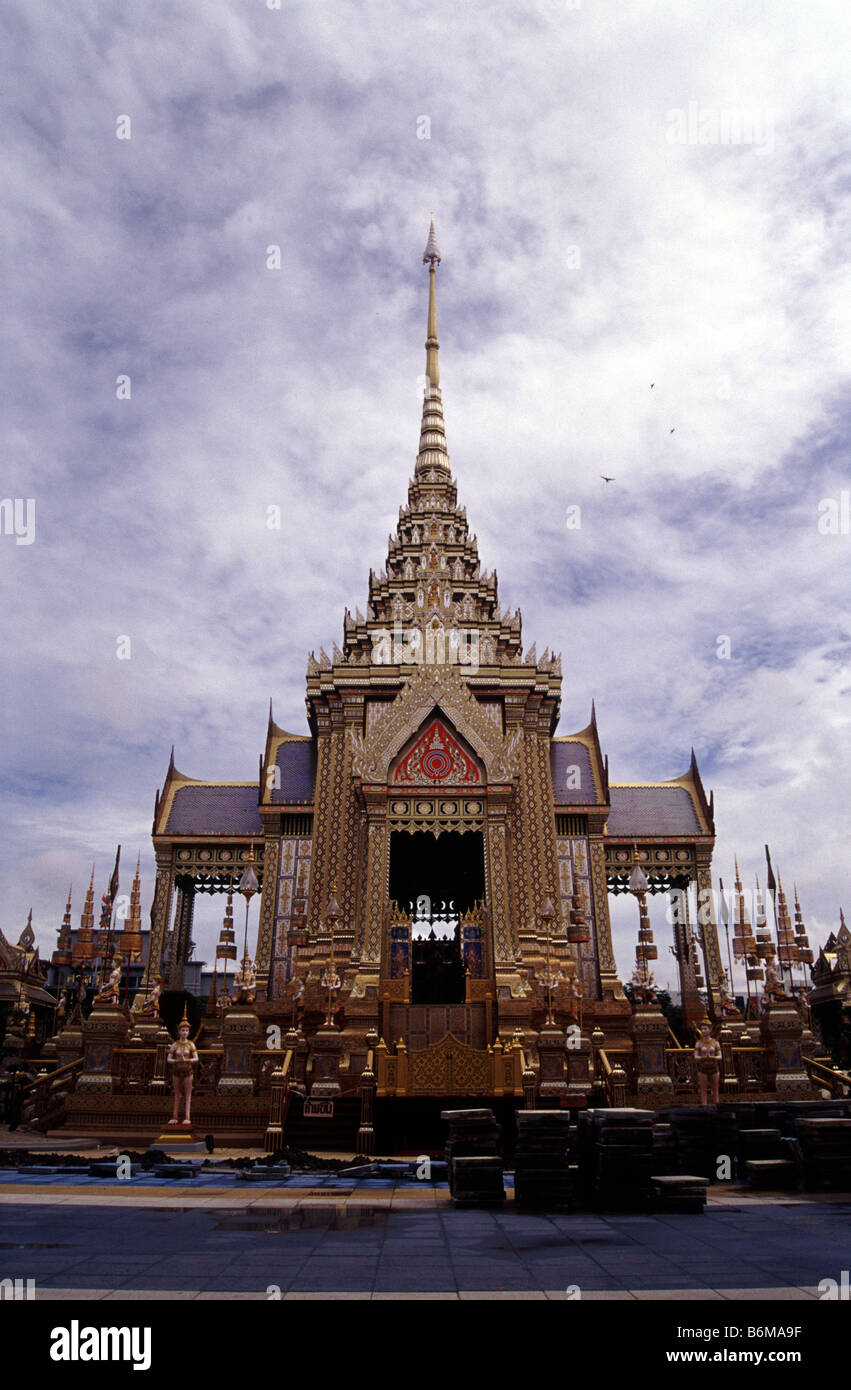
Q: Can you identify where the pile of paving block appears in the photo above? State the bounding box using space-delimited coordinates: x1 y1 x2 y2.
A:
649 1174 709 1213
649 1122 678 1175
661 1107 739 1181
442 1108 504 1206
736 1127 798 1190
577 1108 655 1209
794 1117 851 1191
512 1110 573 1209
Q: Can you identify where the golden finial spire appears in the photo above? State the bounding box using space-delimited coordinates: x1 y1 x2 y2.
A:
81 866 95 928
423 215 441 388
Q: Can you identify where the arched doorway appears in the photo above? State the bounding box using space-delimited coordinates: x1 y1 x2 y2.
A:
388 828 486 1004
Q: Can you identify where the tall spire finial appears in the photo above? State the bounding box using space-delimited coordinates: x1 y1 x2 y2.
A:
423 214 441 266
423 216 441 389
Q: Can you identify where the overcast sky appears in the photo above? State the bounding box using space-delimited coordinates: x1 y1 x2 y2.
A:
1 0 848 988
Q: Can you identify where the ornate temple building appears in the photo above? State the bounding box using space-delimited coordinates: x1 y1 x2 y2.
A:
17 218 840 1148
145 219 726 1083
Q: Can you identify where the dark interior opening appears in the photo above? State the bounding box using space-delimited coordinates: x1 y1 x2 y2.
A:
388 829 486 1005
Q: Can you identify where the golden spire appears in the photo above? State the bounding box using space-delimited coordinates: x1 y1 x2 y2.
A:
423 215 441 388
73 865 96 964
81 866 95 929
413 217 451 492
53 884 74 968
118 851 143 961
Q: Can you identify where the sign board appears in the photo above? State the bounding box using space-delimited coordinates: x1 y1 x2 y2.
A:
303 1099 334 1118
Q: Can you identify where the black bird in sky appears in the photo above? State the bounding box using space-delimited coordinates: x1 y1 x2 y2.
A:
600 475 615 483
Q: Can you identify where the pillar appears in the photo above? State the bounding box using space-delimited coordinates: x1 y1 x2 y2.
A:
167 876 195 990
695 859 726 1013
255 837 280 995
147 855 175 980
590 839 624 1001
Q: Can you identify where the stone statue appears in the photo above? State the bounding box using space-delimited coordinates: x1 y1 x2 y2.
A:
94 956 123 1006
139 974 163 1018
717 978 741 1018
694 1021 722 1105
631 965 657 1007
233 954 256 1005
763 962 792 1005
166 1016 199 1126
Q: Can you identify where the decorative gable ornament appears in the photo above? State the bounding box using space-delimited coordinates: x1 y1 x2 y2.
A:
393 718 481 786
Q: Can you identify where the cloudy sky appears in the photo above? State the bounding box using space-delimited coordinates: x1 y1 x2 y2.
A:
1 0 848 988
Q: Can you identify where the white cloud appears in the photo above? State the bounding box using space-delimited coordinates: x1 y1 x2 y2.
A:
1 0 848 976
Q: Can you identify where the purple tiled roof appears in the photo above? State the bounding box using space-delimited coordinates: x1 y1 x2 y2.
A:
607 786 702 836
165 785 262 835
550 742 600 804
270 739 316 804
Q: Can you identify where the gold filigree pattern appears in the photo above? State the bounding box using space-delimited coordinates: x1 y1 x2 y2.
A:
408 1032 490 1094
348 664 522 784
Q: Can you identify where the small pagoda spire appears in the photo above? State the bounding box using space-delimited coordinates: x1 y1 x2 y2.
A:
775 875 797 972
72 865 96 965
53 885 74 970
732 858 760 988
792 885 813 967
118 851 144 962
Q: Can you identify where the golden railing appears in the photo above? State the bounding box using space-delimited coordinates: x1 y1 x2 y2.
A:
375 1031 524 1097
18 1057 84 1128
803 1055 851 1096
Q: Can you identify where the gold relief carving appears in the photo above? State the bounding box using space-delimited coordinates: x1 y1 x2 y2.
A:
388 795 483 836
466 977 494 1002
348 664 522 784
589 838 617 976
380 977 410 1003
149 865 175 975
256 837 280 973
696 864 725 999
408 1032 490 1094
488 820 511 961
308 731 334 934
364 820 387 962
536 733 559 900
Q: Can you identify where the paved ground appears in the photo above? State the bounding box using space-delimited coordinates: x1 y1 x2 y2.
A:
1 1187 849 1299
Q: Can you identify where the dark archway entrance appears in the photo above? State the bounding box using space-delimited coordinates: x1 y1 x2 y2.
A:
388 829 486 1005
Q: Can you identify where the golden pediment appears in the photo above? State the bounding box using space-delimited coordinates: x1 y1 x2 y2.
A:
348 664 522 784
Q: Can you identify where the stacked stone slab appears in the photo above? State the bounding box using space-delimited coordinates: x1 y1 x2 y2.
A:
662 1107 737 1181
650 1175 709 1213
578 1108 655 1209
737 1126 798 1188
651 1123 678 1175
441 1108 504 1206
513 1110 573 1209
795 1117 851 1191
